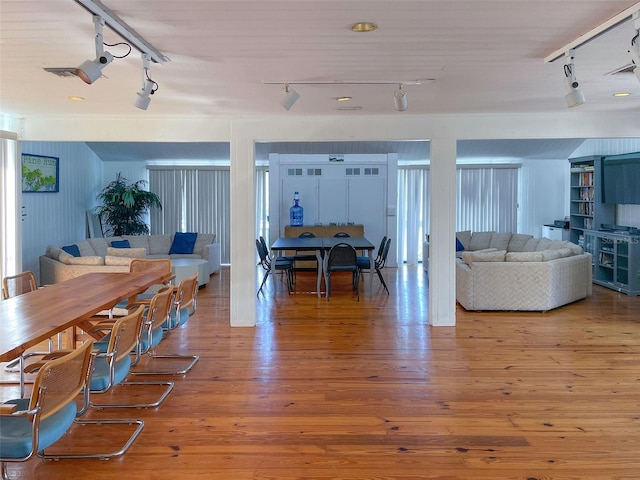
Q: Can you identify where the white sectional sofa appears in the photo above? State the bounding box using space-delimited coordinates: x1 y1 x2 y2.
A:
425 231 592 311
39 233 219 285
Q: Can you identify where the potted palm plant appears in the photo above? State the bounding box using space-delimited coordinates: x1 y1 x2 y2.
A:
96 173 162 236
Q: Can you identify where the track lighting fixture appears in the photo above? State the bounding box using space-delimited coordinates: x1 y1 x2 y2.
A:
134 53 158 110
75 15 114 84
563 50 585 108
629 11 640 83
280 83 300 110
393 83 408 111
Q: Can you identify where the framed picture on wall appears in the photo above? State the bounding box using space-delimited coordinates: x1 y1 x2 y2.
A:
21 153 59 193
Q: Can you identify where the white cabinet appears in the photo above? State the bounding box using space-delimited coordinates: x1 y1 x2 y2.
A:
278 164 386 242
542 225 570 241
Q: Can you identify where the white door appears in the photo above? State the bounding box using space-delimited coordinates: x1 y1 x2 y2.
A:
348 177 386 245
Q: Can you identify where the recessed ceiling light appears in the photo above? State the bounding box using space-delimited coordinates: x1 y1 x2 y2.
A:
68 96 85 101
613 92 631 97
351 22 377 32
337 106 362 111
337 96 352 102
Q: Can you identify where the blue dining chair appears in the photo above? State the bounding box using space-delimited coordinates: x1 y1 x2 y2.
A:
0 339 94 476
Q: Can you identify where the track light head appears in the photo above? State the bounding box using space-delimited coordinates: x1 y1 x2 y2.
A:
134 79 156 110
563 50 585 108
75 52 114 84
133 54 157 110
280 83 299 110
76 15 115 84
393 83 407 111
629 21 640 83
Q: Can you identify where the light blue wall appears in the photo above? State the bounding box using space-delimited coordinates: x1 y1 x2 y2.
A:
20 141 102 279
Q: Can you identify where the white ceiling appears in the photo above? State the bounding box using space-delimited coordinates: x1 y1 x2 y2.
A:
3 0 640 160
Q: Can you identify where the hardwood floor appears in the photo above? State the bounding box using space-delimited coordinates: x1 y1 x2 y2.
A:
2 265 640 479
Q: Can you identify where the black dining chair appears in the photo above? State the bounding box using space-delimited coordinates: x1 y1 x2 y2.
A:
324 242 360 301
256 237 293 296
293 231 318 271
333 232 351 238
360 237 391 294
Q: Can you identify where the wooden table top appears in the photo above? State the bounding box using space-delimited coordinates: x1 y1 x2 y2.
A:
0 271 166 362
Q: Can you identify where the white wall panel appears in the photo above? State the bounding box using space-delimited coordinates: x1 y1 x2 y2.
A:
19 141 101 282
518 159 568 236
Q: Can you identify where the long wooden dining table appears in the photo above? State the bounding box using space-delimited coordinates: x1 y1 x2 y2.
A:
0 271 168 364
270 236 375 297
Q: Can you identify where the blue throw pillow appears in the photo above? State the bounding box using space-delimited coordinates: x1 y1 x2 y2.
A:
62 244 81 257
455 238 465 252
169 232 198 255
110 239 131 248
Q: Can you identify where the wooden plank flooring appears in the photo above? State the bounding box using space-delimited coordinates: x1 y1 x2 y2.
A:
2 265 640 479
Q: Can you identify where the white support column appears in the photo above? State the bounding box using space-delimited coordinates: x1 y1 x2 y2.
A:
229 138 256 327
428 136 457 327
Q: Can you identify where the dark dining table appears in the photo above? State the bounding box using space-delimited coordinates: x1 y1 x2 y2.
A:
271 236 375 297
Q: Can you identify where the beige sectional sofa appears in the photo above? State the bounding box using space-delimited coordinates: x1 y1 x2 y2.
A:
39 233 218 285
425 230 592 311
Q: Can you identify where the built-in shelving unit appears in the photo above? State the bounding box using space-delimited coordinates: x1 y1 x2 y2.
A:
583 230 640 296
568 156 614 247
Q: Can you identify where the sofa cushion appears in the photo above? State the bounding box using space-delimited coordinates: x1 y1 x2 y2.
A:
59 252 104 265
535 238 553 251
110 239 131 248
87 238 112 258
61 244 81 257
148 234 172 255
75 240 96 257
489 232 512 251
461 249 506 264
104 255 135 266
522 238 541 252
169 232 198 254
121 235 150 251
541 248 573 261
507 234 533 252
456 231 472 250
469 231 495 251
455 238 465 252
193 233 215 256
106 247 147 258
46 245 64 260
505 251 544 262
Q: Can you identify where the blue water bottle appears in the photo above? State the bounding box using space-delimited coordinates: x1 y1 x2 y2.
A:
290 191 303 226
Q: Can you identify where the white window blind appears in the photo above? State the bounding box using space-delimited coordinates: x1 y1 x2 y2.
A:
397 164 518 264
149 167 230 264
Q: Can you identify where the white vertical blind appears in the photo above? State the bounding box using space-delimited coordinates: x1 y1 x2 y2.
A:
397 164 518 264
0 132 19 282
255 166 269 244
149 167 230 264
397 167 430 265
456 166 518 233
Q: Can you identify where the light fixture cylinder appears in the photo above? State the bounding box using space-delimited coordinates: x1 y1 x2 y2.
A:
134 79 155 110
393 88 407 111
281 87 300 110
76 52 114 84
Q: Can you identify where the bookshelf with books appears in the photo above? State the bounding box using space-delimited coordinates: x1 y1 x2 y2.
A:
568 155 614 247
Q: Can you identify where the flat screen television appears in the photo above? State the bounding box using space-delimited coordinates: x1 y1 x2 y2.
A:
602 152 640 205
